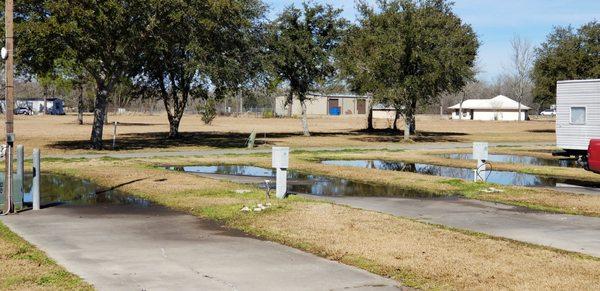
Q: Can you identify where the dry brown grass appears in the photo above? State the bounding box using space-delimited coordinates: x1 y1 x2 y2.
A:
0 113 555 154
150 153 600 217
250 203 600 290
39 157 600 290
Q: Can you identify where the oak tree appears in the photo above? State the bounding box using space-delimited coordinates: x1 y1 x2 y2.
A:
337 0 478 140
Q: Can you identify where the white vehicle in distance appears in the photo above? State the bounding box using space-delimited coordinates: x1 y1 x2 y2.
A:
540 108 556 116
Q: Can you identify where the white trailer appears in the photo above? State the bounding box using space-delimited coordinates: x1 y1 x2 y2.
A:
555 79 600 161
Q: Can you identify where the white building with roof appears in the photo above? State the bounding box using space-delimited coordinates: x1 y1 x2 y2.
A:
275 93 371 116
448 95 531 121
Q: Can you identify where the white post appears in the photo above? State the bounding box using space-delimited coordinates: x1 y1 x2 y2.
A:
272 147 289 199
15 144 24 210
276 168 287 198
473 142 488 182
32 148 40 210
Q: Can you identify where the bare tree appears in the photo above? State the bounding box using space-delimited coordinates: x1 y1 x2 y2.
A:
509 35 534 121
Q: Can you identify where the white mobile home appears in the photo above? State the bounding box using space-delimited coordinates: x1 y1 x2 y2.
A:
0 98 65 115
448 95 530 121
556 79 600 154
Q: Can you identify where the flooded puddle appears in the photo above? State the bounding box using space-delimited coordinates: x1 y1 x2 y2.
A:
169 165 440 198
1 174 150 207
321 160 600 188
175 165 275 177
439 153 577 167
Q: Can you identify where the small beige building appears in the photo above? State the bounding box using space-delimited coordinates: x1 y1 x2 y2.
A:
275 93 371 117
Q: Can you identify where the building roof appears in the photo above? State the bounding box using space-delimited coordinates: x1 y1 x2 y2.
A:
308 92 370 99
448 95 531 110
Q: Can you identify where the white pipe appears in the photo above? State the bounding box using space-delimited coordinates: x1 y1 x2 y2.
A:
276 168 287 199
15 144 23 210
32 148 40 210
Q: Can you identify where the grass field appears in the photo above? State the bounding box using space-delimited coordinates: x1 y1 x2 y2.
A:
33 156 600 290
1 113 555 154
6 112 593 290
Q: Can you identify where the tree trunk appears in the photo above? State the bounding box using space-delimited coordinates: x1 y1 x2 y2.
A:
43 85 49 114
404 113 414 141
287 91 293 117
90 83 109 150
162 84 188 139
517 97 522 122
366 102 373 131
238 91 243 115
409 98 417 134
392 111 399 131
459 91 466 120
300 100 310 136
77 85 84 125
168 115 181 138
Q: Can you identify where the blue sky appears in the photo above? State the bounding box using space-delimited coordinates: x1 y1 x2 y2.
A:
265 0 600 82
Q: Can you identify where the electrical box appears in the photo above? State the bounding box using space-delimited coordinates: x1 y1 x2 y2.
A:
272 147 289 169
473 142 489 161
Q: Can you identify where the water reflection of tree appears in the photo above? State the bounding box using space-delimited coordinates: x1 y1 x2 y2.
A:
377 161 416 172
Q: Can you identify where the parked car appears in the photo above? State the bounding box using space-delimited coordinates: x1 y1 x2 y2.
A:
539 109 556 116
14 107 32 115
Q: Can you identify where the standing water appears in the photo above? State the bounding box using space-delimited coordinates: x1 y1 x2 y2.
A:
439 153 577 167
169 165 442 198
1 173 150 207
321 160 600 188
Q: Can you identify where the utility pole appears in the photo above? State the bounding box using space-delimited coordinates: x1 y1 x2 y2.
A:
3 0 15 213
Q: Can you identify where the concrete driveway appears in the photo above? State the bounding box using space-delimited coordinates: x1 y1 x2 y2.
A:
310 195 600 257
1 203 400 291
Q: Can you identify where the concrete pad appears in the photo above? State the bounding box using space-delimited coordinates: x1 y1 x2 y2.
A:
310 195 600 257
1 204 401 290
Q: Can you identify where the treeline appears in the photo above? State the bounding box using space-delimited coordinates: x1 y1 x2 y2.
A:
2 0 598 149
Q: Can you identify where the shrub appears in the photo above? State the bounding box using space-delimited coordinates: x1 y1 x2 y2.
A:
197 98 217 125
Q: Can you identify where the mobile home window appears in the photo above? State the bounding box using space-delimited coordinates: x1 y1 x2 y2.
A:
570 107 586 124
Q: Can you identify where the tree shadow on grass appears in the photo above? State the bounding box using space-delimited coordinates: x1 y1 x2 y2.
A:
527 129 555 133
112 122 163 127
350 128 466 143
50 131 270 151
48 129 467 151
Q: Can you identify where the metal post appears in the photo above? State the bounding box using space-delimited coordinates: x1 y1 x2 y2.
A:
32 149 40 210
14 144 23 210
112 121 118 149
3 0 15 214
